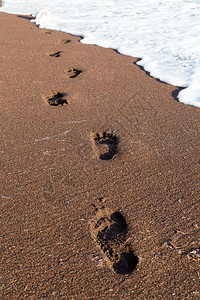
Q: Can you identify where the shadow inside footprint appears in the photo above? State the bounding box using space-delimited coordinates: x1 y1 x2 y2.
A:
97 212 128 241
91 207 138 274
65 68 82 78
113 250 139 275
93 132 119 160
45 92 68 106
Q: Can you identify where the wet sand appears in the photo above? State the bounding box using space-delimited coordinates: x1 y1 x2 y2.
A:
0 11 199 299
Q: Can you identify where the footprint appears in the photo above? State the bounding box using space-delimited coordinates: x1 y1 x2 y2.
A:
65 68 82 78
44 92 68 106
90 131 119 160
61 39 71 44
45 30 53 34
49 51 62 58
90 203 138 274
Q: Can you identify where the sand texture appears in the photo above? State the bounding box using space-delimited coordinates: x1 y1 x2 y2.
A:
0 12 200 299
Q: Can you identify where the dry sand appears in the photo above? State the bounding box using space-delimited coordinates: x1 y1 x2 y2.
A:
0 11 199 299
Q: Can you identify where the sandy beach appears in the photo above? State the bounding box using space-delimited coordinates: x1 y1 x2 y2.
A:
0 11 199 299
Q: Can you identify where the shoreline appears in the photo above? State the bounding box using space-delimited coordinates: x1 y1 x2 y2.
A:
2 2 200 108
1 3 200 108
1 11 199 299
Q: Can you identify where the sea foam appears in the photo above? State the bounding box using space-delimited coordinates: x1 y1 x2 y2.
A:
1 0 200 108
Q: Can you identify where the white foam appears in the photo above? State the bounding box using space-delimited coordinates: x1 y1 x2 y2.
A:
1 0 200 107
33 8 56 28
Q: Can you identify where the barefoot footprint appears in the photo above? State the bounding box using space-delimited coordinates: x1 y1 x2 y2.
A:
49 51 62 57
61 39 71 44
90 203 138 274
91 131 119 160
65 68 82 78
44 92 68 106
45 30 53 34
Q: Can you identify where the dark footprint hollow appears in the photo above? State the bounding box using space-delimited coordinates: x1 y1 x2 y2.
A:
90 206 138 274
44 92 68 106
113 250 139 275
49 51 62 57
91 132 119 160
97 212 128 241
65 68 82 78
